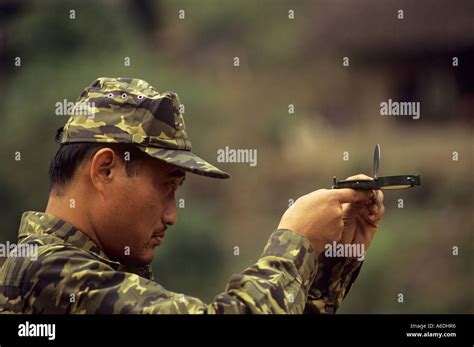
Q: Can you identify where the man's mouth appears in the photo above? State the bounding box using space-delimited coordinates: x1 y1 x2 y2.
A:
151 230 166 246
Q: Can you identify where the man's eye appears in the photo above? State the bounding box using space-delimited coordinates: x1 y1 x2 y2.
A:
167 182 178 191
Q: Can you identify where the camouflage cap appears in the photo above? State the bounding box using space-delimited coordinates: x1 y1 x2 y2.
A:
56 77 230 179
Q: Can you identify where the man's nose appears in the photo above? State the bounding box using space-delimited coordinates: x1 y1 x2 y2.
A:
162 199 178 226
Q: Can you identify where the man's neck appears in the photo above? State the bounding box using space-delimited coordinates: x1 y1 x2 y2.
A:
45 193 103 250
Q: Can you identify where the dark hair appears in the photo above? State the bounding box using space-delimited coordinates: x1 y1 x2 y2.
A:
48 143 148 194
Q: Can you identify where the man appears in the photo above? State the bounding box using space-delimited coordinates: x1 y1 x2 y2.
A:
0 77 384 314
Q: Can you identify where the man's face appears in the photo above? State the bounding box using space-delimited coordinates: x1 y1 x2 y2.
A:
91 153 185 267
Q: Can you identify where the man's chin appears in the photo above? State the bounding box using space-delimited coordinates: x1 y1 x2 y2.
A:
133 248 155 265
113 249 155 268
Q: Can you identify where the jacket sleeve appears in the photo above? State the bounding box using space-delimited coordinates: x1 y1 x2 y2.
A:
303 254 363 314
21 229 319 314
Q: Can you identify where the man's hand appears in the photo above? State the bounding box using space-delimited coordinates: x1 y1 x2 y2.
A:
278 185 375 254
339 174 385 253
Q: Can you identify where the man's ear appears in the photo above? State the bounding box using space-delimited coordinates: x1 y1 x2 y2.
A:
89 148 121 194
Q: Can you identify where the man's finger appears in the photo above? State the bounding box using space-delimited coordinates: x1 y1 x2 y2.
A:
333 188 374 203
369 204 385 222
345 174 373 181
376 189 384 204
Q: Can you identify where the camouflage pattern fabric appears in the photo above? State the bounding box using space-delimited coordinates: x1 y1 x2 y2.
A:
56 77 230 179
0 212 362 314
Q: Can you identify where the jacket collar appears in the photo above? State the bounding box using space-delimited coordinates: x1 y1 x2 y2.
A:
18 211 154 280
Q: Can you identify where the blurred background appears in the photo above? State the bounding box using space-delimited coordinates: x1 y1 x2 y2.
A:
0 0 472 313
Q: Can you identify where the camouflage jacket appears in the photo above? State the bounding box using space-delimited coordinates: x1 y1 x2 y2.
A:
0 211 362 314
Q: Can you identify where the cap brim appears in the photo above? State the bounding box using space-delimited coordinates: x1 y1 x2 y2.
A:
140 147 230 179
